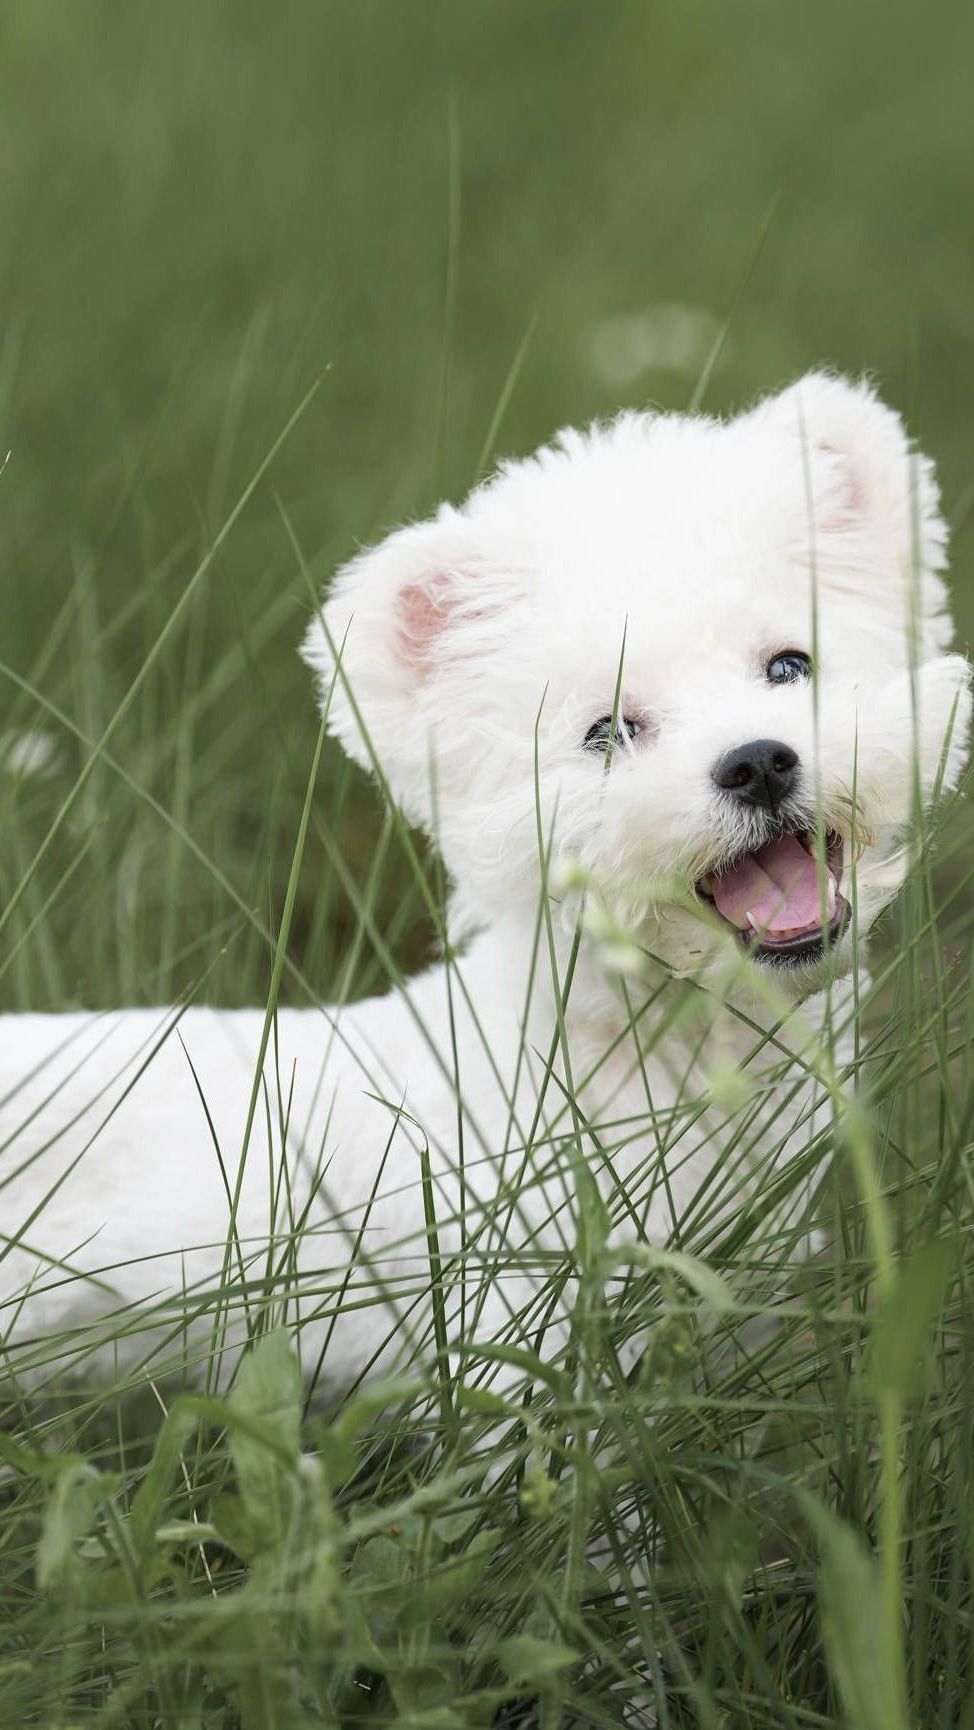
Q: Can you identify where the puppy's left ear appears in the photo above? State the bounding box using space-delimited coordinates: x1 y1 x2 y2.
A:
302 503 523 825
759 371 952 651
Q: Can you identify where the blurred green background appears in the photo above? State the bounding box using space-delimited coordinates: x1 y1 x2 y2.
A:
0 1 971 1009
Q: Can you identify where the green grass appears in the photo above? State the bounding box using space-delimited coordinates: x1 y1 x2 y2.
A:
1 5 974 1726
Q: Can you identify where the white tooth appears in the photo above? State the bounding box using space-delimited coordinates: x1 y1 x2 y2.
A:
826 873 837 916
746 912 760 931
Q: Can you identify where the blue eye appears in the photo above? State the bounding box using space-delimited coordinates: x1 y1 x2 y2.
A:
766 650 812 685
583 715 641 754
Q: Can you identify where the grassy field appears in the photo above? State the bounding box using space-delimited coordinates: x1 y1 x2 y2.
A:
1 5 974 1726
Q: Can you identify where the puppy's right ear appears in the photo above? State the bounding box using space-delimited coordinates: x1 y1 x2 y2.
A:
302 505 517 822
757 372 953 652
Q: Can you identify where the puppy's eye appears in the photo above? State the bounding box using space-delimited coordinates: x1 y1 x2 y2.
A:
583 715 642 755
766 650 812 686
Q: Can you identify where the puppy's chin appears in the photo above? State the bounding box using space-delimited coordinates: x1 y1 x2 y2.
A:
745 925 858 998
625 901 860 1004
630 832 907 1002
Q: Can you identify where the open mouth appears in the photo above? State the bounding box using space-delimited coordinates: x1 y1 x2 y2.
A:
696 827 850 967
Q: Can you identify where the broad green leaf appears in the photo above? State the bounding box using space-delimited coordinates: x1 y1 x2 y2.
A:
230 1328 302 1555
495 1635 578 1684
818 1516 904 1730
209 1491 259 1562
37 1462 106 1592
389 1658 461 1714
129 1400 200 1570
610 1243 736 1311
303 1529 345 1644
316 1375 424 1487
456 1386 513 1419
233 1660 322 1730
400 1527 502 1627
332 1376 424 1444
869 1237 953 1400
315 1428 357 1488
350 1531 408 1608
231 1328 302 1452
469 1341 567 1394
155 1519 221 1546
434 1505 483 1544
574 1162 611 1265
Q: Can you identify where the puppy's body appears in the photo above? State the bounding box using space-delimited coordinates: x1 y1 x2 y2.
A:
0 921 824 1386
1 373 968 1390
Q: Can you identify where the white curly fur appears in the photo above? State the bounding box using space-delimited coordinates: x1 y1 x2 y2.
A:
1 372 969 1392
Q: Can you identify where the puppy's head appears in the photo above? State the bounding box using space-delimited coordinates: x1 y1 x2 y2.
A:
304 373 970 993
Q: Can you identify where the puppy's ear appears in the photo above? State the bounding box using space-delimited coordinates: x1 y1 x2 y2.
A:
760 371 952 649
302 506 519 821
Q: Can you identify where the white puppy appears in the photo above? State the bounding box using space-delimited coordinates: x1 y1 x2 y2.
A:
1 372 969 1394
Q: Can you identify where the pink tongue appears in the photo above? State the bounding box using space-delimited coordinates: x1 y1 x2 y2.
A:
711 834 834 938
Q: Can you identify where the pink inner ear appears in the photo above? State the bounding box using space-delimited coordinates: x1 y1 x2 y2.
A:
397 573 455 668
816 439 865 526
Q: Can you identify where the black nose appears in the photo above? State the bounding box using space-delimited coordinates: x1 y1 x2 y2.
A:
712 738 800 809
